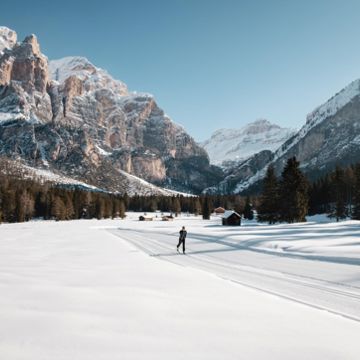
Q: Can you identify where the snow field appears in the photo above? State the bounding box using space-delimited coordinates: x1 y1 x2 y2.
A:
0 218 359 359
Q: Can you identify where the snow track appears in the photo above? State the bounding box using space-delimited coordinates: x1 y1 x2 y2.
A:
1 219 360 359
109 227 360 323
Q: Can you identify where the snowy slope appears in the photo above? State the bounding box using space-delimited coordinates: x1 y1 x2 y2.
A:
275 79 360 159
0 218 360 359
49 56 128 95
202 119 295 165
229 80 360 193
0 157 188 196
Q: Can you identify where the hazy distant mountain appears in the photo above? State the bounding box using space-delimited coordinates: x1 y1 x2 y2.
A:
201 119 295 166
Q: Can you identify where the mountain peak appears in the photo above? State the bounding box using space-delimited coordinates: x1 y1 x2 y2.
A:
243 118 280 135
49 56 128 95
0 26 17 54
202 120 295 166
23 34 41 56
49 56 97 82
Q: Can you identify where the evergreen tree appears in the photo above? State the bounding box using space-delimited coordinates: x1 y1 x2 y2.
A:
172 196 181 216
19 189 35 222
35 189 50 219
112 198 126 219
2 187 16 222
243 196 254 220
278 157 309 223
202 196 213 220
193 197 202 216
95 196 105 220
118 199 126 218
257 165 279 224
103 196 113 219
51 195 66 221
352 164 360 220
233 195 244 215
328 166 347 221
64 193 75 220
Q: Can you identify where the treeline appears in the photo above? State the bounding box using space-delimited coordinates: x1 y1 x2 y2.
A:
3 157 360 224
308 163 360 221
0 171 256 223
0 175 126 223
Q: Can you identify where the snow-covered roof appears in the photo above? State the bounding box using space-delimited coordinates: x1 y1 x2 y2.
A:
222 210 241 219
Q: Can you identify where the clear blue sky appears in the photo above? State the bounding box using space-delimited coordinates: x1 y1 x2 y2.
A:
1 0 360 141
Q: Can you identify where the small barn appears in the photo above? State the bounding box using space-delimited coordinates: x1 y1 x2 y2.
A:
162 215 174 221
139 215 153 221
214 207 225 215
222 210 241 226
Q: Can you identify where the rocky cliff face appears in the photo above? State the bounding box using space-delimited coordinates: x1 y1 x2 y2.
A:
0 27 222 194
269 79 360 179
0 32 52 123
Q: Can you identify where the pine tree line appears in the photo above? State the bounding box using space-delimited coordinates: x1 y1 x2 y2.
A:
308 163 360 221
8 155 360 225
0 171 259 223
257 157 360 223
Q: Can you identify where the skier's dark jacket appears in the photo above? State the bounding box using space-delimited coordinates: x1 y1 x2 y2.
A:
179 229 187 240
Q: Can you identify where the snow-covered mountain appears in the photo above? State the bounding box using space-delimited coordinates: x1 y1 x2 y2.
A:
0 27 222 194
201 119 295 166
3 25 360 196
49 56 128 96
212 79 360 194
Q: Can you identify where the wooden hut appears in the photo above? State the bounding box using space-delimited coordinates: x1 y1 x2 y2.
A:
222 210 241 226
162 214 174 221
139 215 153 221
214 207 225 215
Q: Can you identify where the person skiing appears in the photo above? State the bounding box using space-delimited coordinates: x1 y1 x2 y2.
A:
177 226 187 254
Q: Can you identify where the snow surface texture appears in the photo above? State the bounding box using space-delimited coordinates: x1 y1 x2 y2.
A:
0 215 359 359
201 119 295 166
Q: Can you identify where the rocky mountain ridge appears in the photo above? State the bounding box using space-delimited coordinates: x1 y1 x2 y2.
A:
0 27 222 194
211 79 360 194
2 25 360 197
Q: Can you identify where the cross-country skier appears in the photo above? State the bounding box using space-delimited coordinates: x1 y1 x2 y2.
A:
177 226 187 254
